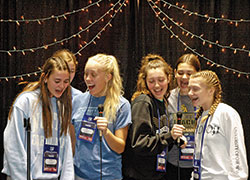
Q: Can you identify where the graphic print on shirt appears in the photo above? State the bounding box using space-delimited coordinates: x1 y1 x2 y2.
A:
153 115 169 134
233 127 240 172
206 124 220 135
181 104 188 112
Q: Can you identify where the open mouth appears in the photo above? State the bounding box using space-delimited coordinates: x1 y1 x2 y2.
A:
191 97 198 103
180 81 189 88
88 85 95 90
153 89 164 97
154 88 162 93
55 89 63 94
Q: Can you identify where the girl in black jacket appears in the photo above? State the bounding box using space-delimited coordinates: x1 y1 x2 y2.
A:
122 54 185 180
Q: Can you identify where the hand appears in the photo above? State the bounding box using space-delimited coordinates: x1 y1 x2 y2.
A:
94 116 108 136
170 124 185 140
180 136 188 149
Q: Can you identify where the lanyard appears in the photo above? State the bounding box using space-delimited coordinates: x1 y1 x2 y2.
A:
194 114 210 179
44 100 60 145
154 98 169 172
42 99 61 174
78 95 103 143
82 95 93 119
154 98 169 131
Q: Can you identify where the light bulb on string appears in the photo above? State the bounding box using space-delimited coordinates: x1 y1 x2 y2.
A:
146 0 250 77
153 1 250 55
159 0 250 24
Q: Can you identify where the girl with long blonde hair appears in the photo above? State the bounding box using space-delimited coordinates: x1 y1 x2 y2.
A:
72 53 131 180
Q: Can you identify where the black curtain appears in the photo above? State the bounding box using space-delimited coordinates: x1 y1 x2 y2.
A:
0 0 249 179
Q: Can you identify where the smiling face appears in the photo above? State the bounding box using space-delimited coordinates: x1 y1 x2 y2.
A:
188 77 214 111
146 67 170 101
84 60 111 97
46 69 70 98
175 62 197 95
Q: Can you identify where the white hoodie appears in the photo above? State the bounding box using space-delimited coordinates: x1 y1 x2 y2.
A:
2 89 74 180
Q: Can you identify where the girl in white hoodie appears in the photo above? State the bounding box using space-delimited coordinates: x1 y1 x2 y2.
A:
2 56 74 180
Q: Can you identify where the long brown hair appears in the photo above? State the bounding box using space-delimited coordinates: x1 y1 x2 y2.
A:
8 56 72 138
131 54 172 101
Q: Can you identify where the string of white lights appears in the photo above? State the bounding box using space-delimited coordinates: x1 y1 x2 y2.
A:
0 70 42 81
0 0 103 24
76 0 127 56
148 0 250 77
159 0 250 23
0 0 127 81
151 0 250 54
0 0 123 55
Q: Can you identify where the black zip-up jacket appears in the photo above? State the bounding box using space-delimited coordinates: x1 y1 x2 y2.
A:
122 94 175 180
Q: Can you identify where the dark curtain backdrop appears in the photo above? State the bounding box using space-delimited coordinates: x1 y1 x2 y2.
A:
0 0 249 179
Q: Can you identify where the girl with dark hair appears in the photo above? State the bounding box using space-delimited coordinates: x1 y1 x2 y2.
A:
167 53 201 180
52 49 83 155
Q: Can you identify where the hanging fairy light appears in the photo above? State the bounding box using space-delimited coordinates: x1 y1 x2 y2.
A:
149 1 250 55
0 70 41 82
0 0 104 24
0 0 126 56
147 0 250 78
76 0 127 55
0 0 128 81
159 0 250 23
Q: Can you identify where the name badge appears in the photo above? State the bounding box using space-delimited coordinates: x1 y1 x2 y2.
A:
43 144 59 174
156 149 167 172
179 133 195 161
193 159 201 180
78 115 97 143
